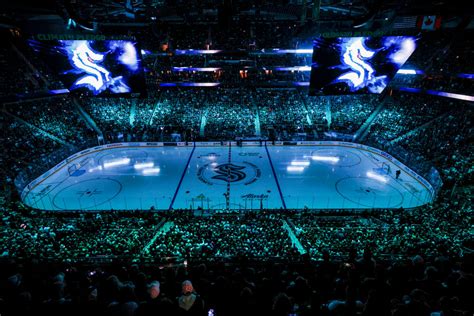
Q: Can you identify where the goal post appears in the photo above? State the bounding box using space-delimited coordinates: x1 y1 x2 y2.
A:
67 162 81 176
381 162 391 175
66 157 91 176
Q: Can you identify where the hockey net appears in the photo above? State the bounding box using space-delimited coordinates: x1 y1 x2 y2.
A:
67 157 90 176
380 162 391 175
67 163 81 176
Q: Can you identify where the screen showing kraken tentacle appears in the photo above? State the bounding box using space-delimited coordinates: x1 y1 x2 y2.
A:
309 36 417 95
28 40 146 96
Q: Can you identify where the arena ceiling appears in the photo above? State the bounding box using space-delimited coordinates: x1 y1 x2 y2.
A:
0 0 472 33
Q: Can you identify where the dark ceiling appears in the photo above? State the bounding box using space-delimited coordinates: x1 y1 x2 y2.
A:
0 0 472 32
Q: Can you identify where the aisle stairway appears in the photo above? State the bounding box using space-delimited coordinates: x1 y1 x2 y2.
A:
72 98 103 139
129 99 136 126
141 220 172 255
390 111 452 145
282 219 306 255
255 109 261 136
3 110 72 147
355 98 387 141
200 109 208 137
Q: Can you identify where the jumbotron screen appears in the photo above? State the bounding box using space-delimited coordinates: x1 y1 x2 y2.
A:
28 40 146 96
309 36 417 95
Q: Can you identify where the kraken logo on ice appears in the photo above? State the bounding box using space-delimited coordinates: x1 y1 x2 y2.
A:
197 162 261 186
212 163 246 182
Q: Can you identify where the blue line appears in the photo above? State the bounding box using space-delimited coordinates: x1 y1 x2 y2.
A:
226 142 231 209
169 145 196 210
265 144 287 210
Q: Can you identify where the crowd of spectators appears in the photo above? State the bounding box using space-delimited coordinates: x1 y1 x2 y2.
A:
204 89 256 139
0 111 62 198
159 89 206 141
292 191 471 261
75 88 387 142
144 212 300 260
397 106 473 186
255 89 310 139
1 188 471 263
81 97 132 139
1 15 473 316
1 252 472 316
1 188 472 315
324 95 377 134
368 94 453 141
71 88 392 143
1 203 161 261
1 94 473 316
5 97 96 146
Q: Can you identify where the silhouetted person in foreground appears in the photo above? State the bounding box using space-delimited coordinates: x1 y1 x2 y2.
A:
177 280 205 315
137 281 175 316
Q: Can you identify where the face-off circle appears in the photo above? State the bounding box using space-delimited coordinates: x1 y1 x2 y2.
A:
53 178 122 210
335 177 404 208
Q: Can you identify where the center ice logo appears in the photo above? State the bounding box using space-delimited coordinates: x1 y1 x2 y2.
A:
211 163 247 182
197 161 261 186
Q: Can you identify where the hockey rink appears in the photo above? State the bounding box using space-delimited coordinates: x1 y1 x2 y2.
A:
21 143 435 211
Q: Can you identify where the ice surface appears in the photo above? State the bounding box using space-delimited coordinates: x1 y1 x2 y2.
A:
23 145 433 211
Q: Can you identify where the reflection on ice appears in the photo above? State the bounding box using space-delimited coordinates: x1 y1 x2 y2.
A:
287 166 305 172
142 167 160 175
290 160 310 166
103 158 131 169
88 165 103 172
310 155 340 163
134 162 154 170
366 171 388 183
